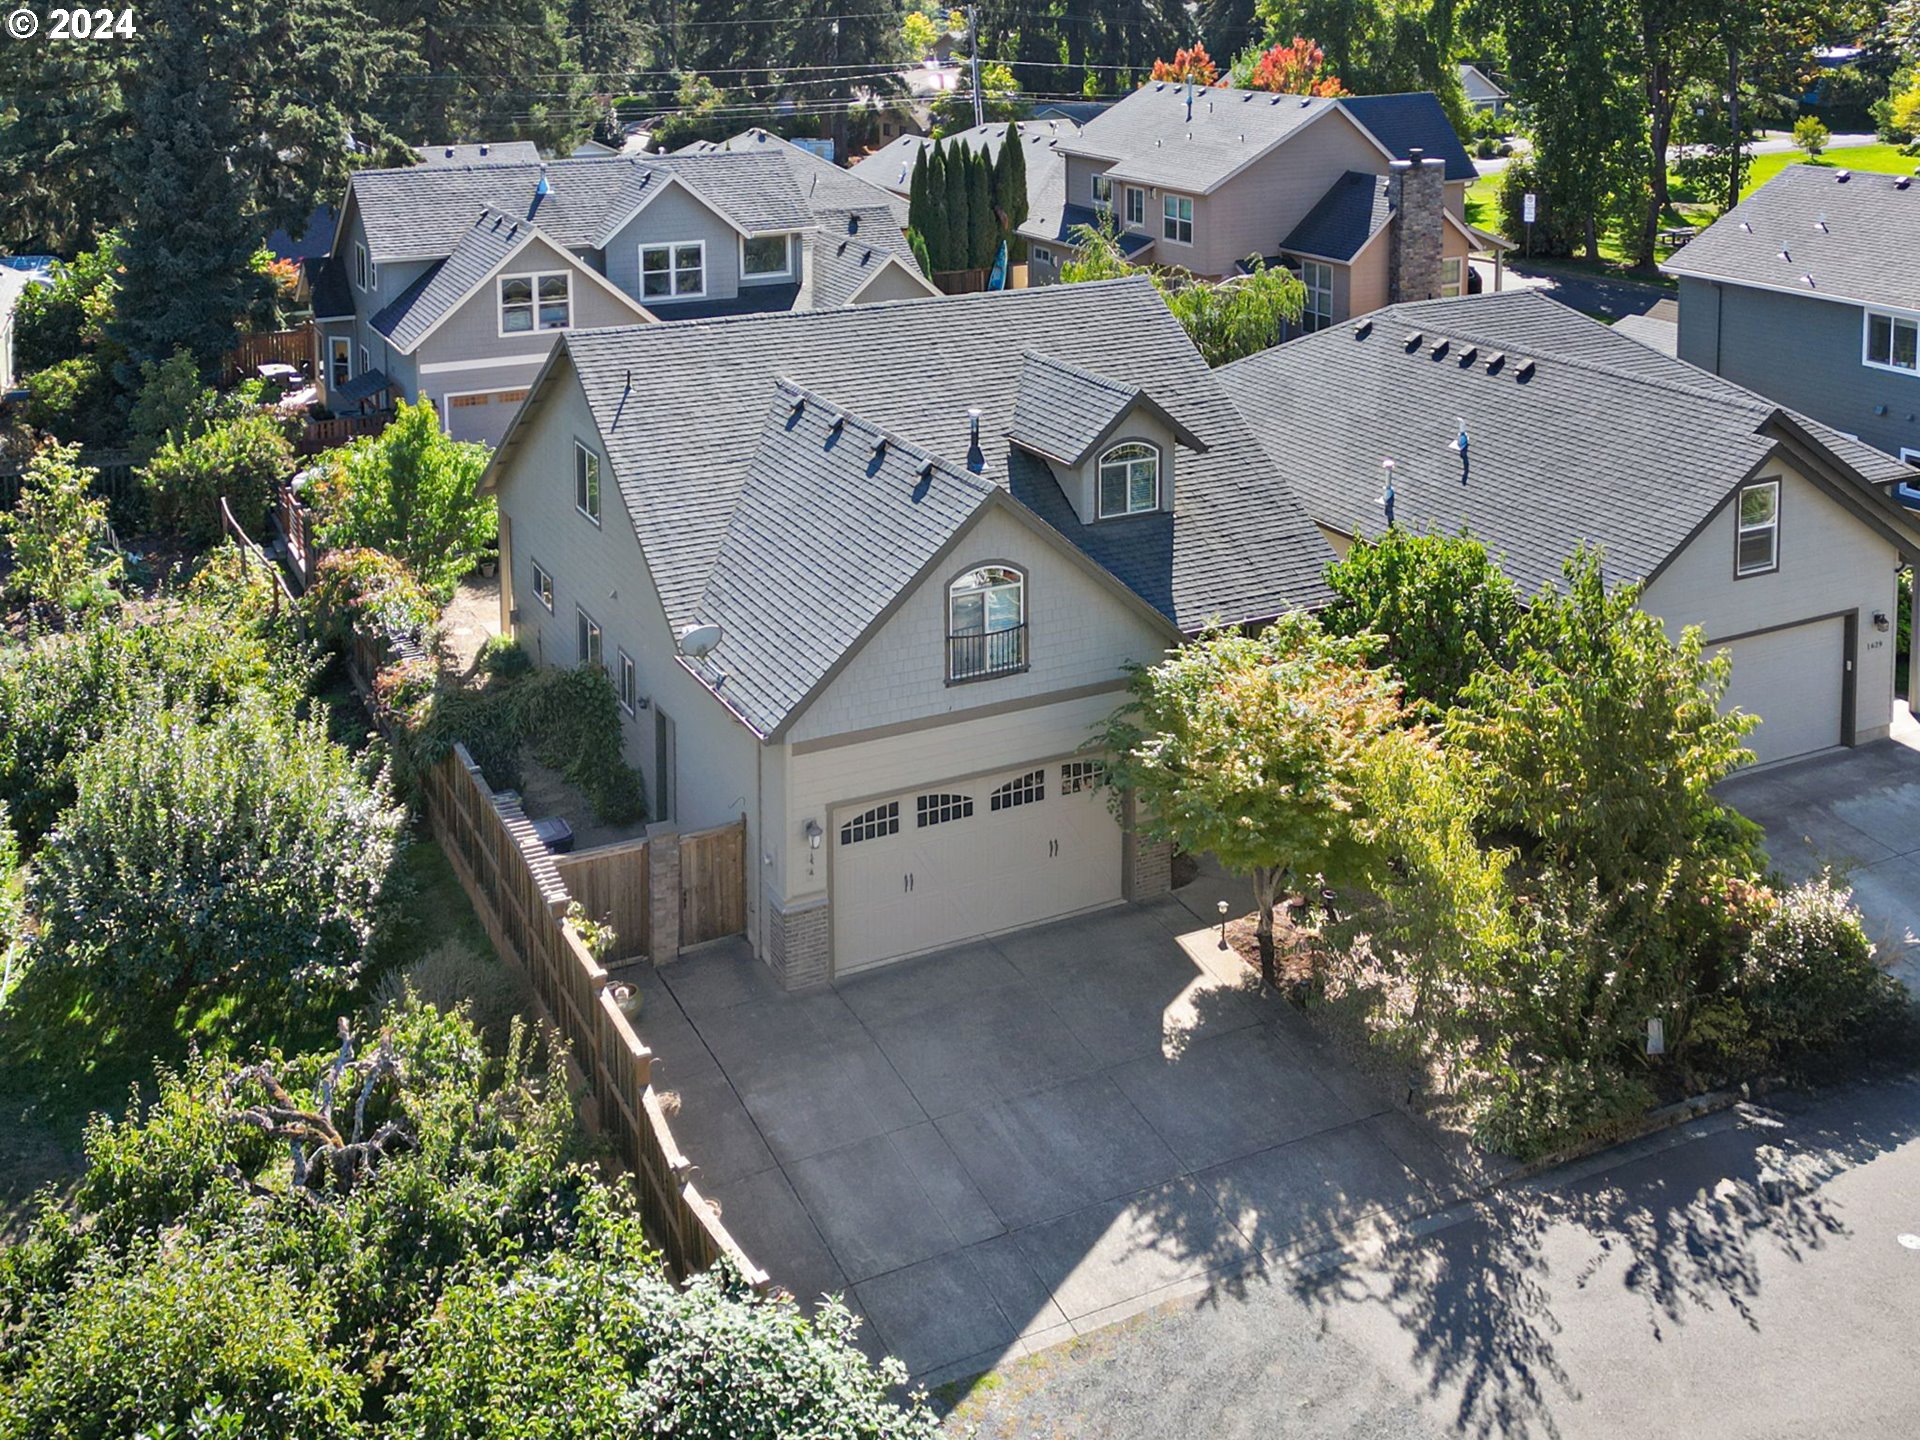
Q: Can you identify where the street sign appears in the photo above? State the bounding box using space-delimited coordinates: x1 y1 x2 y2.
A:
1522 191 1537 224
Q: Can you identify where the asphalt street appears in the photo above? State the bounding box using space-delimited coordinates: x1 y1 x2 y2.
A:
940 1074 1920 1439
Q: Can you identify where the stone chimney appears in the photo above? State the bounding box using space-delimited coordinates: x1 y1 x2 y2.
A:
1388 148 1446 303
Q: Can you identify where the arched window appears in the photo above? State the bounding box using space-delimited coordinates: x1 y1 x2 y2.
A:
1098 442 1160 518
947 565 1026 681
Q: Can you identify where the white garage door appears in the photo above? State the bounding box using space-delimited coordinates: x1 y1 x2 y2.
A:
831 760 1123 975
1717 616 1846 765
442 388 530 447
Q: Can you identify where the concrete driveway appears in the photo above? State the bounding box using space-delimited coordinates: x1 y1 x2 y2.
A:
620 890 1468 1384
1720 721 1920 991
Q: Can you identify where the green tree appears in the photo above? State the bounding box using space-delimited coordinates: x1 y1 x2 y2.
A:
0 442 123 624
312 396 498 599
1097 614 1403 985
1793 112 1831 155
967 144 997 268
1321 528 1522 714
924 143 951 271
994 120 1031 259
139 411 296 543
27 696 404 999
11 235 121 377
943 139 971 270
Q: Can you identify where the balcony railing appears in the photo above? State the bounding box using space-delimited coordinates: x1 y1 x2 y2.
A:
947 623 1027 682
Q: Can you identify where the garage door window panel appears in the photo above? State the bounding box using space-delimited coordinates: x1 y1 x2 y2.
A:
841 801 899 844
916 793 974 827
990 769 1045 811
948 565 1026 681
1736 480 1779 577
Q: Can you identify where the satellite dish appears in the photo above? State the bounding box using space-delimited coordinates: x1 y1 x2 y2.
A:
677 622 723 658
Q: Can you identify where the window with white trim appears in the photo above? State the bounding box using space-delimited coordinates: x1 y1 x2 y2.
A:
641 242 706 298
530 560 554 612
1092 172 1113 211
990 770 1045 811
1163 194 1194 244
839 801 899 844
574 441 601 524
1299 260 1333 333
1865 309 1920 373
617 649 638 714
947 565 1026 681
1441 255 1464 298
742 234 791 277
358 344 370 377
500 272 571 333
1061 760 1106 794
354 242 375 291
916 792 974 827
1124 186 1144 228
328 336 350 389
576 606 603 666
1735 479 1780 576
1097 441 1160 517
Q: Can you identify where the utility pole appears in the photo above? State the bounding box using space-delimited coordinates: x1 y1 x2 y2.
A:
968 3 985 129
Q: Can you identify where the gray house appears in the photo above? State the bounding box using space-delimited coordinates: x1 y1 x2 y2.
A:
1665 164 1920 466
314 144 932 445
1019 83 1510 324
1219 289 1920 765
480 277 1330 986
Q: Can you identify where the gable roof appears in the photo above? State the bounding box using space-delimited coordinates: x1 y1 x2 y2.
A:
1338 94 1477 182
416 141 542 166
1217 289 1917 594
849 119 1082 196
1660 163 1920 312
693 381 1001 735
1280 171 1394 262
1009 350 1205 466
346 152 814 264
492 277 1331 643
690 128 911 223
806 207 935 308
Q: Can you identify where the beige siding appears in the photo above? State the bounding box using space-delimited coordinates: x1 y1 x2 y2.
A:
1445 179 1469 224
1641 463 1900 745
1187 110 1386 278
1346 232 1390 317
850 261 936 304
788 503 1173 748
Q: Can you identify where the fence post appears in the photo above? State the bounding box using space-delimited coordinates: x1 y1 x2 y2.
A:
646 822 681 965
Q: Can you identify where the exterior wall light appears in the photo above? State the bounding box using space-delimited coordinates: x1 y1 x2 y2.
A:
1875 611 1892 632
805 819 823 849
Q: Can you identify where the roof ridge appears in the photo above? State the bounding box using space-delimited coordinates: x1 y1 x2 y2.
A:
1019 347 1139 397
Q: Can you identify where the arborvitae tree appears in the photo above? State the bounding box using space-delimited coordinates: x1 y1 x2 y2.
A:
942 141 971 272
925 143 951 271
967 145 996 269
908 143 932 246
994 122 1030 260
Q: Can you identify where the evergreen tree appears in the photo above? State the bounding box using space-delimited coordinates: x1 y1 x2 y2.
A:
925 143 951 271
943 141 971 272
994 123 1030 260
967 145 996 269
909 144 932 248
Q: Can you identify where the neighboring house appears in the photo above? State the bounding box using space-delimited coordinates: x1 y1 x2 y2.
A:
480 276 1332 986
0 262 53 393
1664 165 1920 466
849 118 1082 203
1458 63 1508 114
417 141 542 166
315 144 931 444
1018 83 1509 328
1219 289 1920 766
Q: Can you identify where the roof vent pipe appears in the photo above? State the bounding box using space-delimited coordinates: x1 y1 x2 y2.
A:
535 164 551 198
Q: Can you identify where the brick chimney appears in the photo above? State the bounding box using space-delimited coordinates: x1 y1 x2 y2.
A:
1388 148 1446 303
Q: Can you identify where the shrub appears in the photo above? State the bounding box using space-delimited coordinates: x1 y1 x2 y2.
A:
138 410 294 542
10 233 121 377
312 397 497 598
369 947 529 1047
509 664 648 824
478 633 533 679
0 440 123 623
309 546 442 653
124 346 247 464
1466 1057 1656 1162
1793 113 1830 157
27 697 405 999
1739 874 1901 1056
372 653 440 733
21 355 117 445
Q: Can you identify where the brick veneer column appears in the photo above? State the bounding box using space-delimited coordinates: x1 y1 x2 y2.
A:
647 822 681 965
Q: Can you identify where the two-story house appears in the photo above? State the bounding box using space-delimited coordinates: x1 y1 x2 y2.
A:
1018 83 1509 328
314 144 934 445
479 276 1333 985
1665 164 1920 468
1219 289 1920 766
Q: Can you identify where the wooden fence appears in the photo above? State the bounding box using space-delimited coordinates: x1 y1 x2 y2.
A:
273 483 318 593
219 496 300 624
423 743 767 1289
297 412 392 457
681 819 748 946
555 838 651 960
224 324 314 385
0 450 140 521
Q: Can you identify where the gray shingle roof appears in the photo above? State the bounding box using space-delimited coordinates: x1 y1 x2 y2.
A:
1009 350 1203 466
850 119 1081 196
1217 289 1910 595
1338 95 1477 182
674 128 910 225
1280 171 1393 262
1661 163 1920 312
370 210 531 351
415 141 542 166
549 277 1330 637
1059 84 1342 192
695 381 998 734
806 207 930 308
1611 312 1678 356
1022 203 1155 255
348 152 813 264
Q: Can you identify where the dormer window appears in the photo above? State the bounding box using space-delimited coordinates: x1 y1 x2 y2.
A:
948 565 1026 682
1097 442 1160 517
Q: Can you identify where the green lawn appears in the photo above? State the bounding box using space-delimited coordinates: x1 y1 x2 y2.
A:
1739 142 1916 198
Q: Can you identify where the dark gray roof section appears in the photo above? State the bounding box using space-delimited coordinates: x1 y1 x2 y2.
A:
1059 84 1343 192
695 381 998 734
1338 95 1477 182
641 283 804 320
304 254 352 320
369 209 529 352
348 152 813 263
1217 289 1911 595
679 128 911 226
552 277 1331 635
807 207 930 309
1661 163 1920 312
1280 171 1393 262
1010 350 1204 466
1024 204 1154 255
333 368 392 404
416 141 542 166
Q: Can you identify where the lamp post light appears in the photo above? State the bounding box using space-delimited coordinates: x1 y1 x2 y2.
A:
1217 898 1230 948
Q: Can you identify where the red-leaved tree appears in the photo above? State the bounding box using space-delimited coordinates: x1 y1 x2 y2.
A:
1150 42 1221 86
1248 36 1345 97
